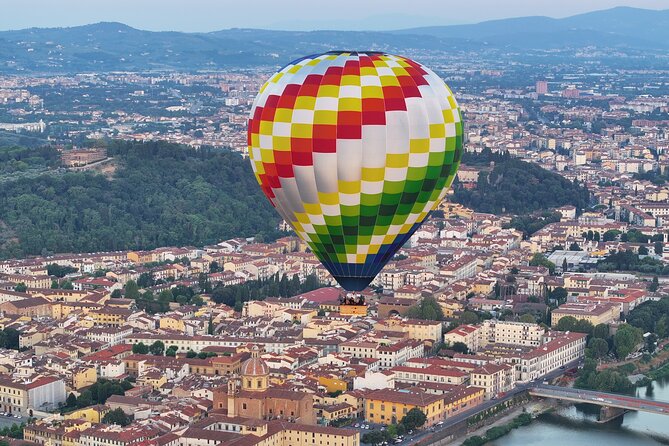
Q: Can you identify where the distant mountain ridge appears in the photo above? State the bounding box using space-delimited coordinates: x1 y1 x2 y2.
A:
0 6 666 73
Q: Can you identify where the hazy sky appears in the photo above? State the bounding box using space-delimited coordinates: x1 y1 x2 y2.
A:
2 0 669 31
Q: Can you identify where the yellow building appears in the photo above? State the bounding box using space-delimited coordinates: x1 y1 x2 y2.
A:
340 305 367 316
365 389 445 427
64 405 110 423
159 315 186 332
551 302 619 327
443 386 485 417
317 375 348 394
71 366 98 390
89 308 133 327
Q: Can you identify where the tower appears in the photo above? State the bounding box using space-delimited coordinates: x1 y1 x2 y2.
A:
227 379 237 417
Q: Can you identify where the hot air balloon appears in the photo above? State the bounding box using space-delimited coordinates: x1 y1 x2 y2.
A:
247 51 463 299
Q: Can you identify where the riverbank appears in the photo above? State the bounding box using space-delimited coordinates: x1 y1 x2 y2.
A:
441 400 558 446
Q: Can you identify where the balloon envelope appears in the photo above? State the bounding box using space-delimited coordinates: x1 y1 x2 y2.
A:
248 51 463 291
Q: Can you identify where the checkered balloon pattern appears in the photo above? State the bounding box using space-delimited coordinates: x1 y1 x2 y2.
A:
248 51 463 291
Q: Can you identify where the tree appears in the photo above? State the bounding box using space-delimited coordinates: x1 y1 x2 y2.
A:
451 342 469 354
111 289 122 298
149 341 165 356
401 408 427 431
574 319 594 336
361 431 385 446
569 242 582 251
125 280 140 299
66 392 77 408
132 342 149 354
556 316 578 332
460 311 480 325
519 313 536 323
14 283 27 293
165 346 178 357
639 246 649 256
548 287 568 305
588 338 609 359
102 408 131 426
405 296 444 321
186 350 197 358
51 279 59 289
593 324 609 339
76 390 92 408
646 333 658 353
603 230 621 242
649 276 660 292
614 324 643 359
529 253 556 275
655 241 664 255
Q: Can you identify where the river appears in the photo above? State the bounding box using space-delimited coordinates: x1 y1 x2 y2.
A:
490 378 669 446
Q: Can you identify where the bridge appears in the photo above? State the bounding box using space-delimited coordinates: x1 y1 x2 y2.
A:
529 384 669 420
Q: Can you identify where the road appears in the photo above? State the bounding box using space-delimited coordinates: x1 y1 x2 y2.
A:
0 414 23 429
530 384 669 414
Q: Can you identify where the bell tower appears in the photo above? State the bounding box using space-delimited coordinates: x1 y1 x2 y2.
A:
227 379 237 417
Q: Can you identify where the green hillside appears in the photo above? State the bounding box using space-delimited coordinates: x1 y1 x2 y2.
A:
0 141 281 258
451 149 590 215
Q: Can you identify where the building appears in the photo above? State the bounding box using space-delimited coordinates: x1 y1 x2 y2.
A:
470 363 514 400
551 302 619 327
518 332 587 382
479 320 544 348
215 345 316 425
444 325 481 352
0 376 66 415
365 388 445 427
535 81 548 95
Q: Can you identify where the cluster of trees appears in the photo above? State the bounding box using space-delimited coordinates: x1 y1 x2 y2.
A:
0 423 24 440
633 169 669 186
452 148 590 215
0 140 281 259
123 281 204 314
598 249 668 275
405 296 445 321
0 327 20 350
46 263 78 277
627 297 669 337
361 408 426 445
507 211 561 237
0 145 59 174
101 408 132 426
462 413 532 446
575 358 635 394
132 341 218 359
555 315 643 360
211 273 321 311
63 378 134 411
623 229 664 244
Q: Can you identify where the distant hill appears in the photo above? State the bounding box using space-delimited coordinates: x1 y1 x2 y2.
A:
397 6 669 50
0 141 281 258
0 7 667 73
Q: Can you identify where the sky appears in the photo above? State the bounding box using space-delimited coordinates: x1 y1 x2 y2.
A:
2 0 669 32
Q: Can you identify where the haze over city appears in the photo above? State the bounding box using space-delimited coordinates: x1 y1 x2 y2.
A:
2 0 669 31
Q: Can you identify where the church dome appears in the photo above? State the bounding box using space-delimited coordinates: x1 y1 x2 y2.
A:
241 345 269 377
